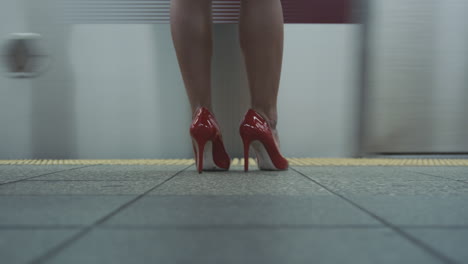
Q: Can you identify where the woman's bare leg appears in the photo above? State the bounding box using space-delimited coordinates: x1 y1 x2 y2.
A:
239 0 284 145
170 0 213 117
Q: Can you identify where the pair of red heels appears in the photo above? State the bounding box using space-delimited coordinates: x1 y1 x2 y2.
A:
190 107 289 173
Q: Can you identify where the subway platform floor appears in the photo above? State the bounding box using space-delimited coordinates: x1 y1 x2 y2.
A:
1 159 468 264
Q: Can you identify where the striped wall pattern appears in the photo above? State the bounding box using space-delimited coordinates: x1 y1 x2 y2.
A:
61 0 352 24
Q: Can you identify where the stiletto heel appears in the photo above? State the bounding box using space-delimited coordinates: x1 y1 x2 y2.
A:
193 136 207 173
190 107 230 173
239 109 288 171
241 135 251 172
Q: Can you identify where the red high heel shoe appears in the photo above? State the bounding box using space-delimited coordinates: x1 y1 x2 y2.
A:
239 109 289 171
190 107 230 173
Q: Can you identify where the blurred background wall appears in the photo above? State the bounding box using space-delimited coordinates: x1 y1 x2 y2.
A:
1 0 467 159
0 0 358 159
363 0 468 154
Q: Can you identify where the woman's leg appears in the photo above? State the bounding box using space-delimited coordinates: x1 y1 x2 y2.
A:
239 0 284 145
170 0 213 118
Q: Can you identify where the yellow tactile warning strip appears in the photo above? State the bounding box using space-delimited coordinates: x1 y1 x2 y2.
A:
0 159 194 166
0 158 467 166
286 158 468 166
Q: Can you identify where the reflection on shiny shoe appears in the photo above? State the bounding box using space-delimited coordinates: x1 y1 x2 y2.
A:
190 107 230 173
239 109 288 171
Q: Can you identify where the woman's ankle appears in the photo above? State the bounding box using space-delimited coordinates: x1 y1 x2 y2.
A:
191 104 213 119
251 106 278 129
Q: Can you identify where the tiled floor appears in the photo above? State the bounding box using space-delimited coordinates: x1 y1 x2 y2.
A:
0 164 467 264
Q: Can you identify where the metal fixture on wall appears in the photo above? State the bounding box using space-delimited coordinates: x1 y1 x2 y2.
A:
1 33 50 78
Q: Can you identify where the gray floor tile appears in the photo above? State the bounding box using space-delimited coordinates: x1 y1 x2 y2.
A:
0 165 86 184
150 166 330 195
402 167 468 182
294 166 427 179
0 229 78 264
349 196 468 226
295 166 468 196
404 228 468 264
104 195 380 226
35 165 187 181
294 166 460 181
1 165 464 263
0 196 134 226
46 228 441 264
0 180 162 195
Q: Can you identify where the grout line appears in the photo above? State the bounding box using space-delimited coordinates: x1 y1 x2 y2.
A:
98 224 385 230
399 168 468 185
92 166 193 226
399 225 468 229
0 225 85 230
29 164 193 264
0 224 396 230
291 167 458 264
25 179 167 182
0 165 100 187
6 223 467 230
0 194 142 197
